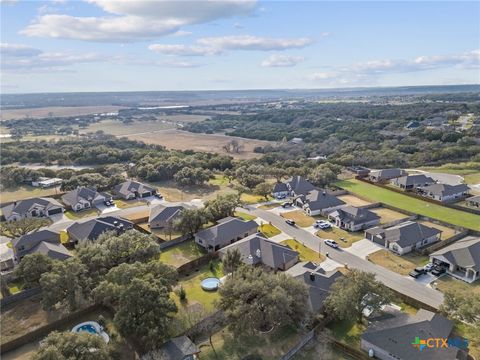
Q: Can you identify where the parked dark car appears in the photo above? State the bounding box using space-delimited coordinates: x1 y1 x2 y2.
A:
282 202 292 208
285 219 296 226
154 193 163 199
409 267 427 279
431 266 447 277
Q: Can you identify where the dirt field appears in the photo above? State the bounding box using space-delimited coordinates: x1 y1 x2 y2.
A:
0 106 127 121
337 194 373 207
128 129 273 159
370 207 409 224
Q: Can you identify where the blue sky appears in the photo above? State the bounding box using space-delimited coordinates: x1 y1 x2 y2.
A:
1 0 479 93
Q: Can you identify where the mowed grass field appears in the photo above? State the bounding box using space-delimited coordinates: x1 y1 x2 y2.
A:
0 186 63 203
336 179 480 231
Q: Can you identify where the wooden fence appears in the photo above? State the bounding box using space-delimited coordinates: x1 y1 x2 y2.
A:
0 287 41 311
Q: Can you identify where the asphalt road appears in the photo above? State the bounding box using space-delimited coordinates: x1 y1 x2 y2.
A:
245 205 444 310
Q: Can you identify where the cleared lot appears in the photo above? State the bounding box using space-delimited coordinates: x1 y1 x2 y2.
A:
368 249 429 276
337 194 373 207
370 207 409 224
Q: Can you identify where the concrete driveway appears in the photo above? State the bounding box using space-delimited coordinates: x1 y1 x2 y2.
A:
408 169 464 185
344 239 383 259
97 204 120 214
405 272 438 286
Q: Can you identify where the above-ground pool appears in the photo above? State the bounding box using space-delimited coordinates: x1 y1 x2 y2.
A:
71 321 110 343
201 277 220 291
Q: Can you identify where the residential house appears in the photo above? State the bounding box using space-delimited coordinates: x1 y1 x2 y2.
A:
272 182 289 198
361 309 466 360
430 237 480 283
404 120 421 130
287 262 343 313
12 229 70 262
149 203 190 229
1 197 64 222
466 195 480 208
114 180 157 199
368 168 407 183
219 234 299 271
286 176 316 197
195 217 258 252
365 221 441 255
62 187 111 212
295 189 346 216
328 206 380 231
418 183 470 203
347 166 370 178
289 137 305 145
67 216 133 244
0 239 15 271
143 336 199 360
391 174 435 191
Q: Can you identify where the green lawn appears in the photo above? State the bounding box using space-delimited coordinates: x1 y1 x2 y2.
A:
158 240 205 268
234 211 257 221
259 223 281 238
0 185 62 203
335 179 480 231
281 239 325 262
7 282 23 295
241 193 272 204
64 208 99 220
328 319 366 350
200 325 303 360
174 260 224 312
453 321 480 359
113 199 146 209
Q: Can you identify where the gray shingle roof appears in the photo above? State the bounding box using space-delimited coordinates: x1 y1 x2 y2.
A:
420 183 470 197
431 237 480 272
467 195 480 205
329 205 380 225
196 217 258 246
302 189 345 211
287 176 315 195
12 229 60 249
362 309 461 360
383 221 441 248
29 241 71 260
114 180 156 197
272 182 288 193
220 234 299 270
370 168 406 180
1 197 64 218
62 187 104 207
67 216 133 242
157 336 199 360
394 174 435 187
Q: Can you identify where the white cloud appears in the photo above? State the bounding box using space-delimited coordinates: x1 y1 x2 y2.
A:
309 49 480 85
0 43 42 57
148 44 218 56
196 35 312 51
261 54 304 67
21 0 257 42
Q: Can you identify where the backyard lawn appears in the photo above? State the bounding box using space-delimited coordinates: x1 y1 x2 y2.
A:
368 249 429 276
281 239 325 262
200 325 304 360
64 208 99 220
335 179 480 231
370 207 408 224
0 186 63 203
173 259 224 312
337 194 373 207
281 210 315 227
234 211 257 221
316 227 363 248
418 220 457 240
433 276 480 295
241 193 272 204
158 240 205 268
259 223 281 238
327 319 366 351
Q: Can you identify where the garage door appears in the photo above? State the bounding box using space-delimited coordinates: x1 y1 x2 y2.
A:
48 208 63 215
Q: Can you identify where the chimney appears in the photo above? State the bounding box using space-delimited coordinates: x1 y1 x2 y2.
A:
113 221 118 226
322 191 326 196
309 272 315 281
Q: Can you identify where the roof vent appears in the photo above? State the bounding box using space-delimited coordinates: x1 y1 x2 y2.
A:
309 272 315 281
113 221 118 225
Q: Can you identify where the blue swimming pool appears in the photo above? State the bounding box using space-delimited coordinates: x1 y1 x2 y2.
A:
76 324 98 334
201 277 220 291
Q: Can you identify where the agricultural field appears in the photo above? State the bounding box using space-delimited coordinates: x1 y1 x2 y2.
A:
0 106 127 121
336 179 480 231
127 129 273 160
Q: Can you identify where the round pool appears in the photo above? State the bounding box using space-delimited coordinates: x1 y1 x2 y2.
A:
71 321 110 343
201 277 220 291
